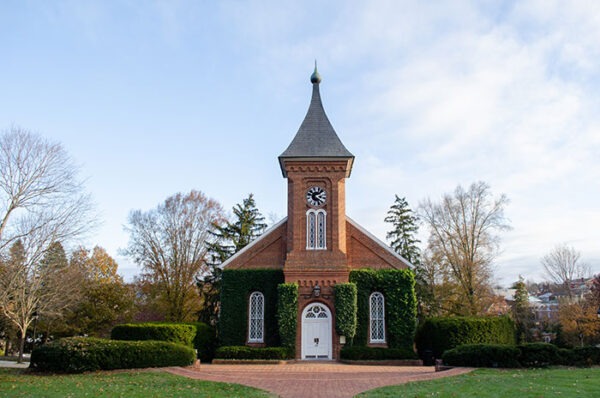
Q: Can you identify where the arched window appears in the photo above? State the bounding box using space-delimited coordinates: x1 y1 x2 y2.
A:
248 292 264 343
369 292 385 343
306 209 326 250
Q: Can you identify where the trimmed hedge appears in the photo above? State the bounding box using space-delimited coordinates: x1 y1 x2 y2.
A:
111 323 195 347
518 343 559 368
219 269 284 346
559 346 600 367
30 337 195 373
350 269 417 351
442 344 521 368
340 346 418 360
334 283 357 340
111 322 216 362
187 322 217 363
442 343 600 368
215 346 293 360
277 283 298 350
416 316 515 358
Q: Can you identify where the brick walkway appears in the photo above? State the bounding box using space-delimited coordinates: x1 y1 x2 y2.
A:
165 363 473 398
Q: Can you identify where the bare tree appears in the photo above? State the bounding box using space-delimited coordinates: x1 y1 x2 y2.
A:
418 181 510 316
0 127 94 361
125 190 224 322
542 244 590 298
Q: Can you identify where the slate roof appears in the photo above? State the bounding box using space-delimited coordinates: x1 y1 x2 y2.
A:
279 69 354 176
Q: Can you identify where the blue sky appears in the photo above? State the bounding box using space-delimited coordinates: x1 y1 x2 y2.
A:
2 1 599 285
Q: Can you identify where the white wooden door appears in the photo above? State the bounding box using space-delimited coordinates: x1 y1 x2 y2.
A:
301 303 331 359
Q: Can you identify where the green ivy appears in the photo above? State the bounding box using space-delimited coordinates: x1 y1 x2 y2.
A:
350 269 417 350
334 283 357 340
219 269 284 346
277 283 298 350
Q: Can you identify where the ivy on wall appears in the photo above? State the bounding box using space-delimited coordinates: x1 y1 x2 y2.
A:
276 283 298 350
334 283 357 341
218 269 284 346
350 269 417 350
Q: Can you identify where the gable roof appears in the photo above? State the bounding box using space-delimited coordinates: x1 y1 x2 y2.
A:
346 216 414 269
279 67 354 177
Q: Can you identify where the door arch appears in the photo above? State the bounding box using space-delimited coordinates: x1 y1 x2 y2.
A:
301 302 332 360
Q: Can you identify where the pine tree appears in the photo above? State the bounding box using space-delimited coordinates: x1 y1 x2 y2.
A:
198 193 267 324
512 276 533 343
384 195 421 265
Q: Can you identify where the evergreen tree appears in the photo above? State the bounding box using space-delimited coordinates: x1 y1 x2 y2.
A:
512 276 533 343
384 195 421 265
198 193 267 324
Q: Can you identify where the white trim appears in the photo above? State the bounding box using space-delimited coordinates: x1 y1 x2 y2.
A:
220 217 287 269
346 216 414 268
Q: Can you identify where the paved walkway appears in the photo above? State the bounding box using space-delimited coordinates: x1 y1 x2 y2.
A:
166 362 473 398
0 360 29 369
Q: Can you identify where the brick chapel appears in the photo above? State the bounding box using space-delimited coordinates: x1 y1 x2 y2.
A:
219 67 414 361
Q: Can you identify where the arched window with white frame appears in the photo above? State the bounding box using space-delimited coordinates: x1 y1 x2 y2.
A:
369 292 385 343
248 291 264 343
306 209 326 250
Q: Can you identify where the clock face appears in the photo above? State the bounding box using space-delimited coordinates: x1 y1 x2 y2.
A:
306 186 326 207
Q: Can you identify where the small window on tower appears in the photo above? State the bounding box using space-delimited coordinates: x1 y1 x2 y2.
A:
306 209 326 250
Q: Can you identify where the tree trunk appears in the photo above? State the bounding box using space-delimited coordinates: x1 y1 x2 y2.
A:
17 329 26 363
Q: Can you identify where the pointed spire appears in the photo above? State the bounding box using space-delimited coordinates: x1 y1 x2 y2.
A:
279 65 354 177
310 60 321 84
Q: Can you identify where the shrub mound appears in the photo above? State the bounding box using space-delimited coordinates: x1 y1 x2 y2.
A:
443 343 600 368
111 322 216 362
442 344 521 368
518 343 559 368
340 346 418 360
111 323 195 347
559 346 600 367
30 337 195 373
416 316 515 358
215 346 293 360
186 322 217 363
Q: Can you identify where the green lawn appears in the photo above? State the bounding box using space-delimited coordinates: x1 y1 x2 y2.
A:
0 368 274 398
358 368 600 398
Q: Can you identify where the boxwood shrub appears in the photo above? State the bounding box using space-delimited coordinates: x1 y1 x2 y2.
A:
111 323 195 347
30 337 195 373
215 346 293 360
518 343 559 368
186 322 217 362
442 344 521 368
558 346 600 367
340 346 418 360
416 316 515 358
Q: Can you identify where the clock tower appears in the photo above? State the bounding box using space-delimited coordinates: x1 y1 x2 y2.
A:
278 66 354 285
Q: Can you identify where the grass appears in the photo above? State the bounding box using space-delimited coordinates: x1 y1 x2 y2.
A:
358 367 600 398
0 368 275 398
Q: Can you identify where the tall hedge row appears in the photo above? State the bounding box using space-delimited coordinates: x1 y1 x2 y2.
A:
334 283 357 340
219 269 284 346
277 283 298 349
111 323 195 347
30 337 195 373
111 322 216 362
349 269 417 350
416 316 515 358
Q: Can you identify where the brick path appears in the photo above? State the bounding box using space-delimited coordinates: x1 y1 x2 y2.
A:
165 362 473 398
